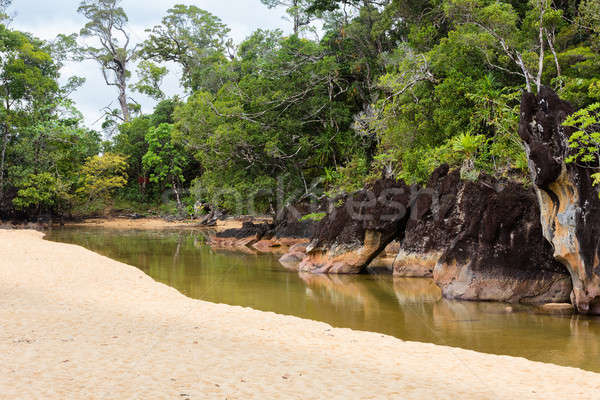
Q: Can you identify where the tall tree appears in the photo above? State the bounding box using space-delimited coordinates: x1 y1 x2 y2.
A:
77 0 137 122
141 5 230 92
260 0 313 35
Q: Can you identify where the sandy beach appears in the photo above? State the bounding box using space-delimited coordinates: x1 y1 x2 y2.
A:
62 216 272 231
63 217 202 230
1 230 600 399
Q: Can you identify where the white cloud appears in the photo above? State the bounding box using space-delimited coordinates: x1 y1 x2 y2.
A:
10 0 290 129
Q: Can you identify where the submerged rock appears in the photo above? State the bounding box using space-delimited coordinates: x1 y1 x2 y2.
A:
537 303 575 315
278 243 309 270
211 221 272 250
518 87 600 314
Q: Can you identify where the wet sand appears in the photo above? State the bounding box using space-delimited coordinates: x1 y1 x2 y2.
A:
1 229 600 399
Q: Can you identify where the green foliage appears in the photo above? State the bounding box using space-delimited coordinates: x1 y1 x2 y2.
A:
555 47 600 107
113 116 151 183
563 103 600 195
133 61 167 100
174 31 360 212
324 156 370 195
451 132 487 160
4 0 600 219
13 173 59 210
141 5 231 92
77 153 128 202
579 0 600 41
299 212 327 222
110 98 188 207
564 103 600 165
0 23 102 218
142 123 187 187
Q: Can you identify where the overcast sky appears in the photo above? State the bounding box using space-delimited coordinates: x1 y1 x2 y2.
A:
9 1 290 129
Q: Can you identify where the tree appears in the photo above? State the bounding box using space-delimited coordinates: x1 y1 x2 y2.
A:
0 25 58 205
260 0 313 35
141 5 230 92
112 115 151 191
445 0 562 93
12 173 63 216
579 0 600 39
77 153 128 203
133 60 167 100
77 0 137 122
142 123 188 210
305 0 365 13
174 32 359 212
111 97 184 202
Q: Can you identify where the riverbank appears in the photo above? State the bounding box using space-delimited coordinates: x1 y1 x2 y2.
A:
0 216 271 232
2 230 600 399
60 216 268 231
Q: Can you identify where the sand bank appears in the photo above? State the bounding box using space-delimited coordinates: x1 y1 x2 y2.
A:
1 230 599 399
63 217 261 231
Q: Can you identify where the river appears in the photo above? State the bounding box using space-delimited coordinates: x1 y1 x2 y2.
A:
46 226 600 372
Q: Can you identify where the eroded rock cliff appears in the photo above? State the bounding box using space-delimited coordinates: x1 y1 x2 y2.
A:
297 178 414 274
518 87 600 313
430 169 571 304
281 165 572 304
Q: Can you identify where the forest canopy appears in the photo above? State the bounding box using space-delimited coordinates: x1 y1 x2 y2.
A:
1 0 599 219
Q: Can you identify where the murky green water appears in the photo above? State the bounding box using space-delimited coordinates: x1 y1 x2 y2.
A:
46 227 600 372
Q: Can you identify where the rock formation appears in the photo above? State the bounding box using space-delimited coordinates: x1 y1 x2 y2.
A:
394 165 461 277
297 178 414 273
215 86 600 308
430 168 571 304
278 164 572 304
518 87 600 313
209 202 324 254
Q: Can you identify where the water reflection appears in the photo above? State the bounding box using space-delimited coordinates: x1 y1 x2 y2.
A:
46 227 600 372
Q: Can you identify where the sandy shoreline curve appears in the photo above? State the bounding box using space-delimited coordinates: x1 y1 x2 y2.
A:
1 230 600 399
63 217 241 230
62 216 273 231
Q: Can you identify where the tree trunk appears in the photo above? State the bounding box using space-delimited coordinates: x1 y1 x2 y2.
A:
293 0 299 35
0 124 9 204
172 180 182 212
546 29 561 78
535 0 546 94
118 78 130 122
515 53 533 93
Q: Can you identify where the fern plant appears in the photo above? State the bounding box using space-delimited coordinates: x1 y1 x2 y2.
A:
450 132 487 179
563 103 600 193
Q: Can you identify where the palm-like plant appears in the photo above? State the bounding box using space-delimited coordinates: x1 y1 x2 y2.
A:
451 132 487 174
